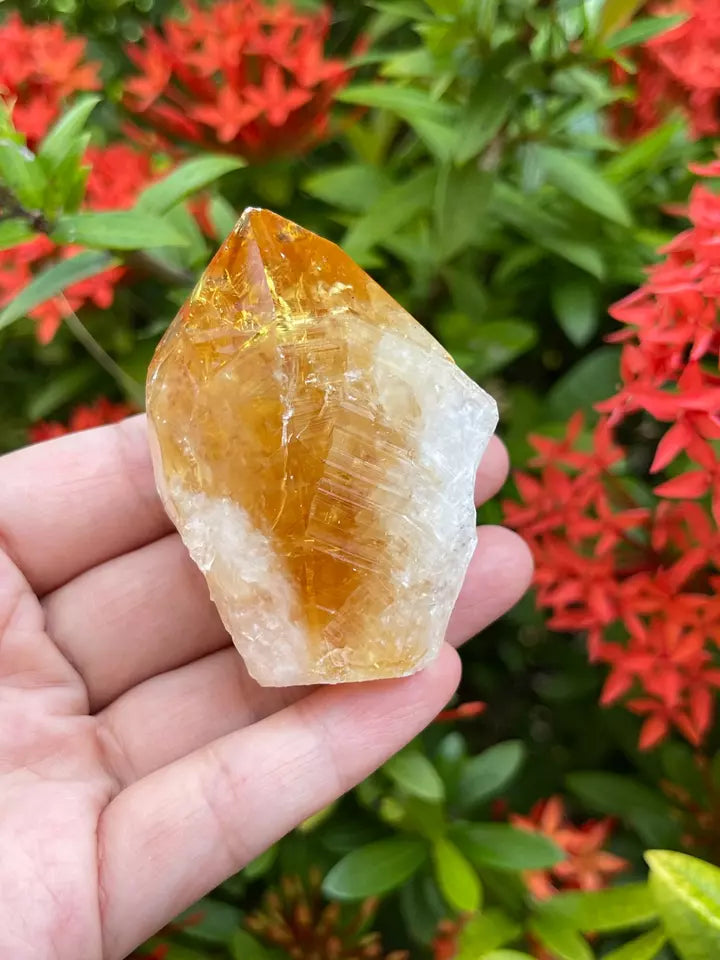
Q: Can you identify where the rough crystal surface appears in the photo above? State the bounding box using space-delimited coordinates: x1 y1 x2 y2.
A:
146 208 498 686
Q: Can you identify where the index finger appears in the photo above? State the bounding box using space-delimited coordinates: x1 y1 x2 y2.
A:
0 415 172 595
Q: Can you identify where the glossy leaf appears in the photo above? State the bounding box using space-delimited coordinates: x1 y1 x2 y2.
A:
322 838 428 900
304 164 390 212
230 929 277 960
457 910 522 960
602 928 667 960
0 250 116 331
37 95 100 173
646 850 720 960
0 218 36 251
455 823 564 872
605 15 686 49
136 156 245 215
0 138 45 209
456 741 526 813
26 364 96 421
384 749 446 802
546 349 621 419
552 275 599 346
483 954 535 960
535 145 632 227
599 0 646 38
530 915 594 960
567 772 681 847
455 81 514 165
434 165 492 260
433 838 482 914
537 884 657 933
52 211 188 250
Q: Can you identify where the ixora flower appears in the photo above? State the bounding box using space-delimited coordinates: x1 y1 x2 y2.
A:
0 13 100 148
613 0 720 139
505 162 720 751
510 797 628 899
246 871 408 960
29 397 135 443
124 0 349 160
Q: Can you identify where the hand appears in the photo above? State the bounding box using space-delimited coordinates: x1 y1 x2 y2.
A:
0 417 531 959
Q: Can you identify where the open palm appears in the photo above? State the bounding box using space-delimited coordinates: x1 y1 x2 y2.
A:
0 416 531 960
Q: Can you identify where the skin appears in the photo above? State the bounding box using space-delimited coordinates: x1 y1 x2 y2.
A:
0 416 532 960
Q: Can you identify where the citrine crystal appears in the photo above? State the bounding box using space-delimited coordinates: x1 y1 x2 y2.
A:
146 209 497 686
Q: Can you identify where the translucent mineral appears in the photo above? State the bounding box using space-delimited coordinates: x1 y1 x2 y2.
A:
146 208 498 686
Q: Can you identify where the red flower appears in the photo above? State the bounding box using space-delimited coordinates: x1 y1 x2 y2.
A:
612 0 720 140
29 398 135 443
124 0 349 160
510 797 628 899
0 13 100 147
505 161 720 751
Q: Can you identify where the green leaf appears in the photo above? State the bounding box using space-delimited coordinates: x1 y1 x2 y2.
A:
599 0 646 38
604 118 684 184
605 15 686 49
530 915 594 960
537 884 657 933
567 772 680 847
483 954 535 960
491 182 605 278
646 850 720 960
342 168 435 260
0 138 46 209
455 80 514 165
0 250 116 331
455 823 564 872
384 749 446 802
546 348 621 420
52 211 188 250
456 741 526 813
37 95 100 173
535 146 632 227
337 84 458 159
177 899 243 947
243 844 278 879
602 928 667 960
473 320 538 378
208 194 239 241
552 274 599 346
136 156 245 215
0 218 36 251
303 164 390 212
434 165 492 260
433 838 483 914
457 910 522 960
400 872 449 946
322 838 428 900
230 929 277 960
26 363 96 420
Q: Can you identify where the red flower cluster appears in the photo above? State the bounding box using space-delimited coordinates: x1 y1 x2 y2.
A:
29 397 134 443
0 14 156 344
506 162 720 748
614 0 720 139
124 0 349 160
510 797 628 899
0 13 100 148
506 162 720 750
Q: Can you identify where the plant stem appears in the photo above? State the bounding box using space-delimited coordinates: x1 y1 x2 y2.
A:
61 298 146 408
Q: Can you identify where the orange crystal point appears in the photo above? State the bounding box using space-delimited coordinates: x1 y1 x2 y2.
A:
147 208 497 686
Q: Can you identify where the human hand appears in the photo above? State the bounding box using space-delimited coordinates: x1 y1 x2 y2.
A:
0 417 531 959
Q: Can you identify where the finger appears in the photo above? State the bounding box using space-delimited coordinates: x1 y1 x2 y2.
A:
475 436 509 505
94 526 531 785
43 438 511 709
447 525 533 646
98 645 461 960
0 416 171 595
43 533 229 712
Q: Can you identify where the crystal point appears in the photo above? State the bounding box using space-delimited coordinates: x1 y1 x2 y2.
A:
147 208 498 686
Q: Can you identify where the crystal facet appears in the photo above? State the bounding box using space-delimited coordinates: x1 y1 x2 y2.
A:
146 209 498 686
